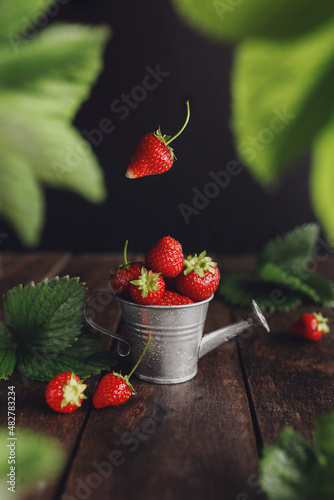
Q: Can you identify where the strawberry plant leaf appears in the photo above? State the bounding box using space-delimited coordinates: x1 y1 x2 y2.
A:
171 0 334 41
257 223 320 270
0 149 45 247
4 276 86 351
311 117 334 246
0 15 110 246
17 330 116 381
0 428 64 499
259 413 334 500
296 272 334 307
0 322 16 380
218 272 303 312
231 21 334 186
257 263 321 302
0 0 54 41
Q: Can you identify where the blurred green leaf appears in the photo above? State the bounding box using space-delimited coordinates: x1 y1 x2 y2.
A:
311 118 334 246
0 322 16 379
0 0 54 41
0 149 44 247
0 5 110 246
171 0 334 41
231 21 334 185
257 223 320 270
218 272 303 312
0 427 64 499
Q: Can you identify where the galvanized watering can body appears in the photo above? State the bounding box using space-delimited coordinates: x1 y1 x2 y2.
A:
84 292 270 384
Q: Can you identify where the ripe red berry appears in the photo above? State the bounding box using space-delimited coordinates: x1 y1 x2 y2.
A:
130 268 165 305
110 240 142 298
145 236 184 278
93 373 133 408
45 372 87 413
176 251 220 302
155 290 193 306
289 312 330 341
125 101 190 179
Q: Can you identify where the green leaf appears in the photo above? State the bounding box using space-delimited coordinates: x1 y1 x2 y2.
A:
4 276 86 351
314 412 334 460
259 427 330 500
218 272 303 312
0 149 44 247
17 329 116 381
0 21 110 246
0 0 54 40
0 322 16 379
311 117 334 246
0 428 64 499
231 21 334 185
171 0 334 41
257 224 320 270
257 263 320 303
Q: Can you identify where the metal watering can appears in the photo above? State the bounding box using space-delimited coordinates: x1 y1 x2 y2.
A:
84 292 270 384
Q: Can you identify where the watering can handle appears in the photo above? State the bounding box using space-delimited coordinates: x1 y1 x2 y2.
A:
84 291 131 357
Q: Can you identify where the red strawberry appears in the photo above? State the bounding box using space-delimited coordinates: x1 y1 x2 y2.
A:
110 240 142 298
45 372 87 413
155 290 193 306
289 312 330 341
93 335 151 408
176 251 220 302
125 101 190 179
145 236 184 278
130 267 165 305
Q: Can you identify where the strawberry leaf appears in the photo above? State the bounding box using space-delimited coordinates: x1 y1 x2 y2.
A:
0 276 116 381
17 329 116 381
257 223 320 270
0 322 16 380
257 263 321 302
4 276 86 351
218 272 303 312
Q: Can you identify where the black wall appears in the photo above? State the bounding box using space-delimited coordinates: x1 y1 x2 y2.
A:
2 0 316 255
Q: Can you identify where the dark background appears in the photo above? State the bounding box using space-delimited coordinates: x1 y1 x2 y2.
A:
1 0 316 255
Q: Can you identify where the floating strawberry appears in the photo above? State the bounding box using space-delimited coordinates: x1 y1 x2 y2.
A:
145 236 184 278
110 240 142 298
93 335 151 408
45 372 87 413
289 312 330 341
155 290 193 306
130 267 165 305
125 101 190 179
176 251 220 302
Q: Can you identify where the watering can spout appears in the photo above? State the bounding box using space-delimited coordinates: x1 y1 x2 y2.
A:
198 300 270 359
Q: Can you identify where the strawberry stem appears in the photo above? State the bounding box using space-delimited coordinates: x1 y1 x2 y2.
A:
165 100 190 146
127 334 151 380
123 240 129 266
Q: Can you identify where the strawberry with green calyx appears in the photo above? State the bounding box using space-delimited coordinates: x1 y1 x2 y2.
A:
176 251 220 302
155 290 193 306
45 372 87 413
145 236 184 278
110 240 143 298
125 100 190 179
130 267 165 305
93 334 151 408
289 312 331 341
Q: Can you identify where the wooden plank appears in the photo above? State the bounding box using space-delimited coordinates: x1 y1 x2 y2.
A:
221 256 334 447
58 297 262 500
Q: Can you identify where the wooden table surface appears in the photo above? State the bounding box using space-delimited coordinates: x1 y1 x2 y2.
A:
1 251 334 500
